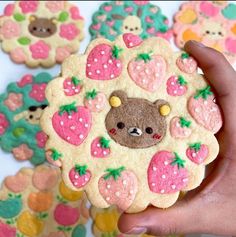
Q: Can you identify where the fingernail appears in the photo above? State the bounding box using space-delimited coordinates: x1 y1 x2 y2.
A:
124 227 147 235
189 40 205 48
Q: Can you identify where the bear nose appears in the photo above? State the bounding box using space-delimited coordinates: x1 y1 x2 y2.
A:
128 127 142 137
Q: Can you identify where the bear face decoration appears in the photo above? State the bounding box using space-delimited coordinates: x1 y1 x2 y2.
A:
28 15 57 38
105 90 170 149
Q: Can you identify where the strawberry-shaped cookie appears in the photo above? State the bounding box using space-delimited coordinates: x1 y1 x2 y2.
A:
170 116 192 138
122 33 143 48
148 151 188 194
176 53 197 74
86 44 123 80
98 167 138 210
128 52 166 92
84 89 107 112
188 86 222 133
167 75 188 96
91 137 111 158
63 76 82 96
69 165 91 188
186 143 209 164
52 102 92 145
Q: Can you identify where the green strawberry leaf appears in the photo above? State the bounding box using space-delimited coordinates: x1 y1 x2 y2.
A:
104 166 125 180
51 148 63 161
13 13 25 22
171 152 186 169
75 164 88 176
112 45 123 59
86 89 97 100
179 117 191 128
100 137 110 149
17 37 31 45
181 52 189 59
189 142 202 152
71 76 82 86
59 102 77 115
136 52 153 63
194 86 213 100
177 75 187 85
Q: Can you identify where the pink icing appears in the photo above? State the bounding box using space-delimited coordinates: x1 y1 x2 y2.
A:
17 74 33 87
52 106 92 146
10 48 27 63
56 46 71 63
156 29 173 41
188 95 222 134
170 117 192 138
4 93 23 111
123 33 143 48
91 23 101 31
29 83 47 102
166 76 187 96
148 151 188 194
30 41 51 60
70 6 83 20
133 0 149 6
145 16 154 23
91 137 111 158
103 5 112 12
125 6 133 13
69 167 91 188
106 20 115 27
176 56 197 74
19 1 38 14
0 221 16 237
36 131 48 148
186 144 209 165
86 44 122 80
225 37 236 54
128 55 166 92
12 144 33 161
4 172 30 193
0 113 9 135
45 1 65 13
84 92 107 112
200 1 220 17
0 20 21 39
60 23 79 41
147 27 155 34
4 4 14 16
54 204 80 226
63 78 82 96
98 170 138 210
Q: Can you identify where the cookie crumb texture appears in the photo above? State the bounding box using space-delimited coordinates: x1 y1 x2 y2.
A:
90 0 172 41
173 1 236 64
0 165 88 237
41 34 222 213
0 72 52 165
0 1 84 68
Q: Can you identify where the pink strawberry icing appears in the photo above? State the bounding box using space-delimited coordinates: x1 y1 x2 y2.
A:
200 1 220 17
176 55 197 74
70 6 83 20
17 74 33 87
128 55 166 92
84 92 107 112
225 37 236 54
4 93 23 111
45 150 62 167
54 203 80 226
4 4 14 16
60 23 79 41
91 137 111 158
63 78 82 96
0 113 9 135
0 20 21 39
186 144 209 164
166 76 187 96
69 167 91 188
123 33 143 48
56 47 71 63
10 48 27 63
170 117 192 138
36 131 48 148
45 1 65 13
12 144 33 161
0 221 16 237
19 1 38 14
29 83 47 102
148 151 188 194
30 41 51 60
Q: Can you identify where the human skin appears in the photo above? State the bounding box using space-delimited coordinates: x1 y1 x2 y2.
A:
118 40 236 236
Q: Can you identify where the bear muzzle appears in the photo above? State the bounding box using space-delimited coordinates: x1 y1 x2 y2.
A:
128 127 143 137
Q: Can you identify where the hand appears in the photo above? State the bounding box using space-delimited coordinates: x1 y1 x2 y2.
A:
118 41 236 236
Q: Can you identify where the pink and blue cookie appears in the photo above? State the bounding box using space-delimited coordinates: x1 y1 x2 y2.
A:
89 0 172 42
0 1 84 68
173 1 236 63
0 72 52 165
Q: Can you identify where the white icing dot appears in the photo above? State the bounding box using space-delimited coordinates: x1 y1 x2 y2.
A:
160 189 165 194
156 63 160 67
123 180 127 185
70 126 76 130
67 81 71 85
85 124 89 128
204 100 208 105
183 178 188 182
67 136 70 140
101 51 105 55
94 58 98 62
79 134 84 139
79 118 83 122
136 65 141 70
192 153 197 157
155 73 159 77
85 177 89 181
103 64 108 69
96 70 101 74
164 161 169 165
106 197 110 201
98 97 102 102
103 151 107 155
151 183 156 186
108 59 112 64
171 82 175 85
145 69 149 74
72 86 75 90
75 89 79 93
116 63 121 67
97 143 101 147
130 190 134 194
110 74 115 78
87 64 91 67
129 42 133 47
88 72 92 76
152 166 157 171
184 130 190 135
60 121 64 126
88 100 92 105
176 122 180 127
162 174 166 179
115 191 120 197
94 151 97 155
171 185 176 190
107 184 111 189
211 107 217 112
75 175 79 179
195 108 200 113
174 171 177 175
180 86 183 90
142 79 146 84
74 182 78 186
96 104 100 109
68 115 72 119
174 90 177 94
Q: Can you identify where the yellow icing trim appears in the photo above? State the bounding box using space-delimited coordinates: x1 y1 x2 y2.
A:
109 96 121 107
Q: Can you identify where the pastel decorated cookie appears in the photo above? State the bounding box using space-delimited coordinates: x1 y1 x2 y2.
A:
0 72 52 165
89 1 172 41
41 34 222 213
0 165 88 237
0 1 84 68
173 1 236 64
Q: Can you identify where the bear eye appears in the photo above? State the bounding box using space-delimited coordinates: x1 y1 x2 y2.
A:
47 28 51 33
218 31 222 36
117 122 125 129
33 27 37 31
29 115 33 119
206 30 210 34
125 26 128 30
145 127 153 134
135 27 138 30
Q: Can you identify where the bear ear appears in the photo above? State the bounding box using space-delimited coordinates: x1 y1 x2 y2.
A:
29 15 37 22
51 17 57 24
154 100 171 116
109 90 128 108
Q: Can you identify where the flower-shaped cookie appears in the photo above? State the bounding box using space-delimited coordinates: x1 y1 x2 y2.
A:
0 72 52 165
0 165 88 237
0 1 84 67
89 0 172 41
41 34 222 212
173 1 236 64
